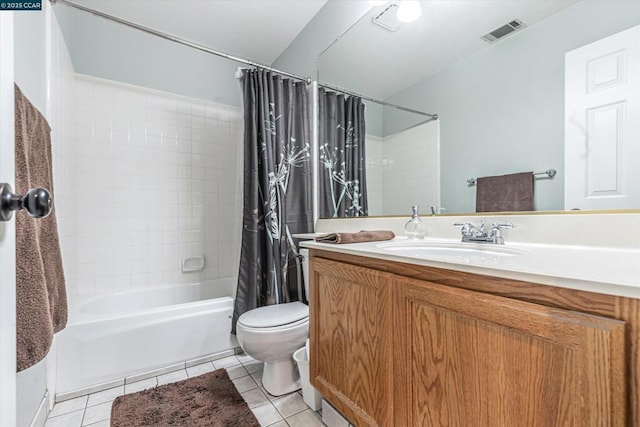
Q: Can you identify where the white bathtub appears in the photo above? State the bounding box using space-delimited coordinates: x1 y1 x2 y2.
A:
56 278 238 396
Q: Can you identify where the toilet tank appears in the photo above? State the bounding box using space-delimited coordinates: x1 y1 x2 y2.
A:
300 248 309 301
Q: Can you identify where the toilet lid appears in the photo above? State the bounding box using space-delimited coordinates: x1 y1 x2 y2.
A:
238 302 308 328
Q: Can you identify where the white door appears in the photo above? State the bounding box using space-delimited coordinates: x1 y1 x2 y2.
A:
0 12 16 427
565 25 640 210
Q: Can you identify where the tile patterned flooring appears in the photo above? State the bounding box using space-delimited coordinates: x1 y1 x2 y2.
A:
44 353 323 427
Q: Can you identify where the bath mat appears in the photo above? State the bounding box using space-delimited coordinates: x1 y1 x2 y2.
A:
110 369 259 427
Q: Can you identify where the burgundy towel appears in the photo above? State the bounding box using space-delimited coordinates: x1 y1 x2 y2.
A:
315 230 395 244
15 84 68 372
476 171 534 213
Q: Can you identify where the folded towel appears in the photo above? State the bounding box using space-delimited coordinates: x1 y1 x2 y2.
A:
15 84 68 372
315 230 395 244
476 171 534 213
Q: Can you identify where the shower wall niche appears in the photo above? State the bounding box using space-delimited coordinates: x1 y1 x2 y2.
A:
72 75 243 303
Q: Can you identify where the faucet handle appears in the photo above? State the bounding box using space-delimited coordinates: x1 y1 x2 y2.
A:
453 222 472 236
489 222 515 244
454 221 487 237
492 222 515 230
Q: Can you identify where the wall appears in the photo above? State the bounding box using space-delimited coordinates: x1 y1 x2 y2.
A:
47 0 78 319
274 2 385 137
386 0 640 214
383 121 440 215
365 134 383 215
365 120 440 216
60 4 242 107
272 1 370 80
45 2 78 413
72 75 242 302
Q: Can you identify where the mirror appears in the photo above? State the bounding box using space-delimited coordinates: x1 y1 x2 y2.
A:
317 0 640 216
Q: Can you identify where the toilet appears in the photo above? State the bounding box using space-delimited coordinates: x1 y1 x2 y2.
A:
236 248 310 396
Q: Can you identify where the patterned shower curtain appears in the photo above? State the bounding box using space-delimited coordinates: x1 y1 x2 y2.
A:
318 89 368 217
232 69 313 333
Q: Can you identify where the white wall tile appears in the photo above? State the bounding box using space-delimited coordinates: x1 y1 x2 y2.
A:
46 7 78 311
73 75 243 302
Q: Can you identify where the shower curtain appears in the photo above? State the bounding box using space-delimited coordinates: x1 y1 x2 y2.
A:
232 69 313 333
318 89 368 218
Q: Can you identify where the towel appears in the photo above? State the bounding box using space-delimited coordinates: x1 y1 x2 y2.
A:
315 230 395 244
15 84 68 372
476 171 534 213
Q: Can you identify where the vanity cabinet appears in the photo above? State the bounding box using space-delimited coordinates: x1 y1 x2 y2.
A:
309 251 635 427
395 276 625 426
309 257 394 426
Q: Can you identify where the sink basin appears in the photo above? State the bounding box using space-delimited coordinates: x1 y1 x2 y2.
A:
375 241 525 260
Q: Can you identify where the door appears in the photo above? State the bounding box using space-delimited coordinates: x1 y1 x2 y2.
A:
565 25 640 210
394 276 626 426
0 12 16 427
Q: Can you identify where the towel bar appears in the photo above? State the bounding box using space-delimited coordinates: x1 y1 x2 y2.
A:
467 169 556 186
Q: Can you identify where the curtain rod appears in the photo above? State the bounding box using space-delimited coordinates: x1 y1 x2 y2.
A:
51 0 438 120
318 82 437 119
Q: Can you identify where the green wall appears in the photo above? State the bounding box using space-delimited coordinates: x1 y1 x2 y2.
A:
57 5 243 106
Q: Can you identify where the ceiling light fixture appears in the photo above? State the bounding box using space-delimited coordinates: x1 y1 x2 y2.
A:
370 0 422 30
396 0 422 23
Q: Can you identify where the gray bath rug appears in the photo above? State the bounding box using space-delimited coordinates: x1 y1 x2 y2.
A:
111 369 259 426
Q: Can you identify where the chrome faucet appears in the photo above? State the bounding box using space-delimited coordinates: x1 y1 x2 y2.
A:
455 220 487 239
454 221 515 244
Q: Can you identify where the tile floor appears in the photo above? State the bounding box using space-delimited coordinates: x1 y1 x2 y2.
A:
44 353 324 427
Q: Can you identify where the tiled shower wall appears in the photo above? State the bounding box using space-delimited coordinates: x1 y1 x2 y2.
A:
72 75 243 302
365 135 383 215
381 121 440 215
364 121 440 216
46 3 78 304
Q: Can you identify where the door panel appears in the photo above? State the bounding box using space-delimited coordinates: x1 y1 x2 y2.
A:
565 25 640 210
0 12 17 427
309 257 393 427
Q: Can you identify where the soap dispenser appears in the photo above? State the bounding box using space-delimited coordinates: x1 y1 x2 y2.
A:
404 205 426 239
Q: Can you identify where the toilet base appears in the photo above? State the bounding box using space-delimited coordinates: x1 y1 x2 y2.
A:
262 358 301 396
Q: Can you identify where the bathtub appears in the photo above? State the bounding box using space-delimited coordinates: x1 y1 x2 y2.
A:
56 278 239 396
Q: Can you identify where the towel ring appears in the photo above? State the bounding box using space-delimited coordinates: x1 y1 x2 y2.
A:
0 183 52 221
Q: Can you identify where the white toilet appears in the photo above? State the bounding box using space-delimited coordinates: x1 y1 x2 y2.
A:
236 248 310 396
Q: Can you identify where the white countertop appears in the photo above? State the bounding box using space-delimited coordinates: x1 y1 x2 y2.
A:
301 237 640 299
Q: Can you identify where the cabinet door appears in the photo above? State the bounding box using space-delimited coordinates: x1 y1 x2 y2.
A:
310 257 393 427
394 277 626 427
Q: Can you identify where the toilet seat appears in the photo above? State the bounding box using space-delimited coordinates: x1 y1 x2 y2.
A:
237 301 308 329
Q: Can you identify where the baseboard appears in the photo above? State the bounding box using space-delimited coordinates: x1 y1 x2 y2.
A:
28 391 48 427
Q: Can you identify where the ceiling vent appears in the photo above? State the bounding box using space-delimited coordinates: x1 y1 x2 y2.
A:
481 19 527 43
372 3 402 32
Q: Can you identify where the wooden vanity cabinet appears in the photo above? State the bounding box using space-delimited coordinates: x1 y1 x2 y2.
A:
309 251 633 427
395 276 625 426
309 256 394 426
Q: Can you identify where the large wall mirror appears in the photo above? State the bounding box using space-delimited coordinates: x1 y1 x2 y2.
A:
317 0 640 217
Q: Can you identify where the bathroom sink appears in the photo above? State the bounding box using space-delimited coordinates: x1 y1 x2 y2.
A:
375 241 525 260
